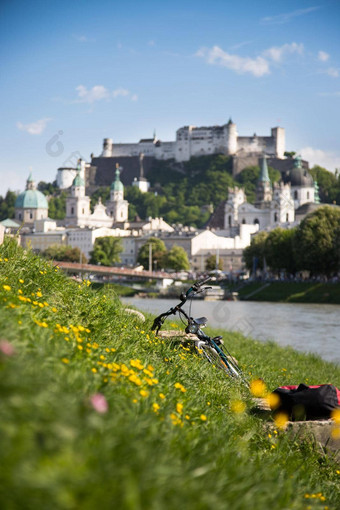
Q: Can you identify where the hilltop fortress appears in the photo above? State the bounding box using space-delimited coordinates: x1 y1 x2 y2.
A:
58 119 291 191
100 119 285 162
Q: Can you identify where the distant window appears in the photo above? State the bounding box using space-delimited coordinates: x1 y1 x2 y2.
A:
30 212 33 219
71 207 74 215
274 212 278 222
294 190 298 199
286 213 289 222
307 191 310 200
242 219 246 224
254 219 259 225
19 213 22 220
82 208 85 215
228 215 232 226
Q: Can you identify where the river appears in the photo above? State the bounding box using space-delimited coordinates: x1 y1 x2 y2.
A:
122 297 340 365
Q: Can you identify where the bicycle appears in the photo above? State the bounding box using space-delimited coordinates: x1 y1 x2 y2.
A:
151 277 249 386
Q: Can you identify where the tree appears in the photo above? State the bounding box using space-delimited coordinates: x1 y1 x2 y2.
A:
243 231 269 272
164 245 190 271
265 228 297 275
294 206 340 276
89 237 122 266
137 237 167 270
48 192 67 220
309 165 340 204
205 255 223 271
42 244 87 263
0 191 17 221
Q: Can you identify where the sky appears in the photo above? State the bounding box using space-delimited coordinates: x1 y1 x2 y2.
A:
1 0 340 196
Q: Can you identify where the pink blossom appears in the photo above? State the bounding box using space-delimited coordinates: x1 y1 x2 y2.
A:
0 340 15 357
89 393 109 414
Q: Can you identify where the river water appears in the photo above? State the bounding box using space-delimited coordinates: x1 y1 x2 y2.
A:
122 297 340 365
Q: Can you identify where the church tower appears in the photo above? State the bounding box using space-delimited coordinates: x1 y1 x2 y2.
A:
106 164 129 223
255 156 272 207
65 165 91 226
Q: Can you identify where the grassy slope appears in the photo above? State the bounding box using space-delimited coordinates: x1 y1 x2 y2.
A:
237 281 340 304
0 238 340 510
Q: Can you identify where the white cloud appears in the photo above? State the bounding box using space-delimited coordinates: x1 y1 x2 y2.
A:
196 46 270 77
112 88 129 98
196 42 304 77
261 6 320 25
17 117 52 135
300 146 340 172
318 50 329 62
263 42 304 62
326 67 339 78
74 85 138 104
75 85 110 103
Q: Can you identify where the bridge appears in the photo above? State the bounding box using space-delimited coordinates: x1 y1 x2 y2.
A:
53 261 174 281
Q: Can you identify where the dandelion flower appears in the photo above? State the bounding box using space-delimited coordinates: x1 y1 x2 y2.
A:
274 412 289 429
250 379 267 398
2 285 11 292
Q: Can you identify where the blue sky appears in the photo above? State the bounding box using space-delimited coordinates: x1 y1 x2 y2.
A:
1 0 340 196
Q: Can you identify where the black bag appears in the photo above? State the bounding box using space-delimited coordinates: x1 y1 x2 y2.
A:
272 383 340 420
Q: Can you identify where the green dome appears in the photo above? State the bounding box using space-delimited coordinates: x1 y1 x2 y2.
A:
15 189 48 209
72 172 85 187
111 167 124 192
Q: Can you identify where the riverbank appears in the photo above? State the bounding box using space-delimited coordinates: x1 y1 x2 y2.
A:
1 239 340 509
235 281 340 304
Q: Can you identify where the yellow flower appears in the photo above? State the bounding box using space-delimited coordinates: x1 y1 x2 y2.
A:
250 379 267 398
91 368 97 373
152 403 160 413
62 358 69 364
140 389 149 398
19 279 24 283
36 291 42 297
265 392 281 410
174 382 186 393
230 399 246 414
176 403 183 414
159 393 166 400
331 408 340 424
200 414 207 421
3 285 11 291
274 412 289 429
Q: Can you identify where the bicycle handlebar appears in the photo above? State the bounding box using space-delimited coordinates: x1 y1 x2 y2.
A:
151 276 211 332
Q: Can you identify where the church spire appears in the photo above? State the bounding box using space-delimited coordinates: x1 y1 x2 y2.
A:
259 155 270 183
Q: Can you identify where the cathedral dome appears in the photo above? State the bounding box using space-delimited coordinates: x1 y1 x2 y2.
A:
289 167 314 187
111 166 124 192
15 189 48 209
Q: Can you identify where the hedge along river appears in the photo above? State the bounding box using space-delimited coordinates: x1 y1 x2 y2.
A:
122 298 340 365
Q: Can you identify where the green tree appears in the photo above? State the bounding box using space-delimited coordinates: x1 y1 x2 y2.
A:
48 192 67 220
164 245 190 271
42 244 87 263
265 228 297 275
205 255 223 271
294 206 340 276
243 231 269 272
0 191 17 220
89 237 122 266
137 237 167 270
309 165 340 204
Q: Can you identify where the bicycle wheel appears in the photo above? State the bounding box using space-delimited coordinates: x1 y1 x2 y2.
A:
196 341 240 379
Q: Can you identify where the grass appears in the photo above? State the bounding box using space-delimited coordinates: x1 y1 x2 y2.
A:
236 281 340 304
0 237 340 510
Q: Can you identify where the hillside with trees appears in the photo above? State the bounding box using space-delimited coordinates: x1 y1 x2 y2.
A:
1 156 340 227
